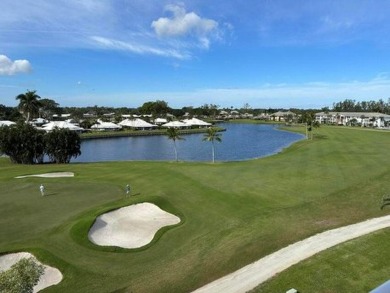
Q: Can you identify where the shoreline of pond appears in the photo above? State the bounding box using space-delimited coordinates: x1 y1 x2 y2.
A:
80 127 226 140
74 123 304 163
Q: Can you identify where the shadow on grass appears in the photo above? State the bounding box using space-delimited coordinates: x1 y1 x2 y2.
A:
314 134 329 140
125 192 141 197
43 193 58 197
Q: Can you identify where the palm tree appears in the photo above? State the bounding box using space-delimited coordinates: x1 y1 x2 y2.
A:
166 128 184 162
203 127 222 163
15 90 42 122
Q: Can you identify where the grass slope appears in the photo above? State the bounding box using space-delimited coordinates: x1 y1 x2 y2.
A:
0 125 389 292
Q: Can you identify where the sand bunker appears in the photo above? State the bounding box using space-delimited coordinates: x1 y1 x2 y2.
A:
89 203 180 249
15 172 74 178
0 252 62 292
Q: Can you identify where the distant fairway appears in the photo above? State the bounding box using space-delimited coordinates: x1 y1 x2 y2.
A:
0 125 389 293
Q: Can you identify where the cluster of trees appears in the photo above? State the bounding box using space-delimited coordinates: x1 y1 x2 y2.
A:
0 122 81 164
0 257 44 293
0 104 22 121
69 102 221 120
332 98 390 114
0 89 321 123
1 90 60 122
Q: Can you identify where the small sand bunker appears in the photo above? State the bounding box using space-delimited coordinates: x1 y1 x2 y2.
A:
88 202 181 249
15 172 74 179
0 252 62 292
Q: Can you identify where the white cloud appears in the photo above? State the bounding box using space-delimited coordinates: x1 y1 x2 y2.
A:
151 4 218 48
0 55 32 75
0 1 225 58
90 36 190 59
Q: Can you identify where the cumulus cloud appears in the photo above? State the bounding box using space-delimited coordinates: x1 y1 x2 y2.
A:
0 55 32 75
151 4 218 48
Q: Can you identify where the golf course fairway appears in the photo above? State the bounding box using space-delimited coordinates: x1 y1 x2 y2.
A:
0 125 389 292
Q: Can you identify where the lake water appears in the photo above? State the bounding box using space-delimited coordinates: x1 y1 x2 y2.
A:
72 123 305 163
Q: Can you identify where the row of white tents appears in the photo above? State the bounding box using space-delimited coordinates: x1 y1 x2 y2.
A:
0 118 211 132
0 120 16 127
93 118 211 131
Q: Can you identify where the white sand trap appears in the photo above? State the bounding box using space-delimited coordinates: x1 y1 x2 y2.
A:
88 202 181 249
15 172 74 178
0 252 63 292
193 215 390 293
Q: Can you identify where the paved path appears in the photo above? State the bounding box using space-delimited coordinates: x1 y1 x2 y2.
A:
193 215 390 293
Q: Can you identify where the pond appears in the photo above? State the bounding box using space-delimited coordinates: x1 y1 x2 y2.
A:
72 123 305 163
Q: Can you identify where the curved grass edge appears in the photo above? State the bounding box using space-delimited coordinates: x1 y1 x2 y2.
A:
0 247 69 290
69 196 185 253
249 227 390 293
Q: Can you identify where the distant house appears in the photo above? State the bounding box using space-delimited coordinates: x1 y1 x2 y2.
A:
161 121 189 129
154 118 168 125
253 113 270 120
30 118 48 126
182 118 211 128
216 110 229 120
41 121 84 132
229 110 240 119
83 112 97 119
271 111 296 122
119 118 157 130
91 119 121 131
102 113 116 121
242 112 254 119
315 112 390 127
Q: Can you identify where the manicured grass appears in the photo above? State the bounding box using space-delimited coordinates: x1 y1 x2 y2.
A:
251 228 390 293
0 125 389 292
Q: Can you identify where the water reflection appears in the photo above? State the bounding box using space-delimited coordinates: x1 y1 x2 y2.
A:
73 123 304 163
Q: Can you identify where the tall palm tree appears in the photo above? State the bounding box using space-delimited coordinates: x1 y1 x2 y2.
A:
166 127 184 162
203 127 222 163
15 90 42 122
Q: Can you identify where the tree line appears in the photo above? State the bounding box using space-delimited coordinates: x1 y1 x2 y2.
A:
2 90 389 123
332 98 390 114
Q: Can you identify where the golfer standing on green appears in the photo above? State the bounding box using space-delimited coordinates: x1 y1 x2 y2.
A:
40 184 45 196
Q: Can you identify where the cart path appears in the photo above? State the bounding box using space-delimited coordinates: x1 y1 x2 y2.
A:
193 215 390 293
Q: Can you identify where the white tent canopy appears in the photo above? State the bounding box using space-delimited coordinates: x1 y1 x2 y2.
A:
0 120 16 127
154 118 168 124
182 118 211 127
161 121 189 129
31 118 48 125
119 118 157 129
91 119 122 130
41 121 84 132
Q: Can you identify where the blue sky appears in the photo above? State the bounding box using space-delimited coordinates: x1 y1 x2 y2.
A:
1 0 390 109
